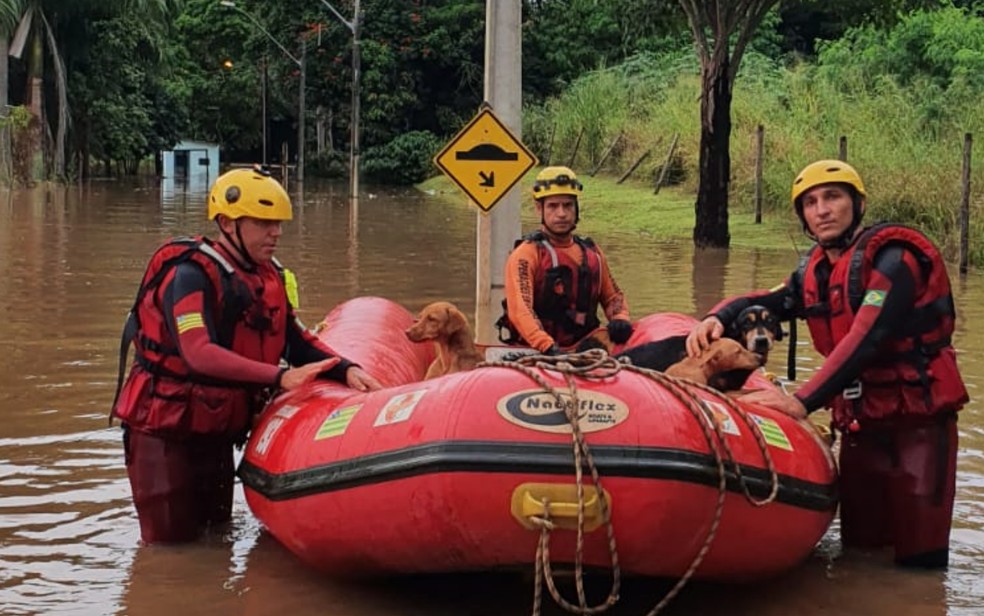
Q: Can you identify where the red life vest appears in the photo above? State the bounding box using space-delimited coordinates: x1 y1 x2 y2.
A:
797 224 967 428
111 237 290 438
497 232 603 347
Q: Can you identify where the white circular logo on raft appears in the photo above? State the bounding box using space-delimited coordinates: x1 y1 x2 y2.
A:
497 389 629 433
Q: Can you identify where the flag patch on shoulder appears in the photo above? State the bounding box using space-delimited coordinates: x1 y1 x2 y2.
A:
862 290 886 307
176 312 205 334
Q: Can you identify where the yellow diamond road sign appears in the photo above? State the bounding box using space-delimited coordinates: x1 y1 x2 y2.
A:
434 105 538 212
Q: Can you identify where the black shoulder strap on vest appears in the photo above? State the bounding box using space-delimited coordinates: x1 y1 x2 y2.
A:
572 236 599 317
846 223 894 312
109 239 236 425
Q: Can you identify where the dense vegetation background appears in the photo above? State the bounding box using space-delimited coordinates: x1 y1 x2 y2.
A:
0 0 982 261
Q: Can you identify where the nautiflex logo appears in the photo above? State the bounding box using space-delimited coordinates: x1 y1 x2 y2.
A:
497 389 629 434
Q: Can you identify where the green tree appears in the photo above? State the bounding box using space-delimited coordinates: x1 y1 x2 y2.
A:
0 0 180 180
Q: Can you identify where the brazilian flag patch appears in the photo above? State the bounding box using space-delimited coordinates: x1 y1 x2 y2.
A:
862 290 886 307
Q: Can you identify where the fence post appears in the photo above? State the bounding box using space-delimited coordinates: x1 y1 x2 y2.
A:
960 132 972 275
543 124 556 166
653 133 679 194
617 149 650 184
838 136 848 161
754 124 764 223
589 132 622 176
566 127 584 168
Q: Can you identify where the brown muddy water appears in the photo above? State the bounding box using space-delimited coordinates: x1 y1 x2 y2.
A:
0 180 981 616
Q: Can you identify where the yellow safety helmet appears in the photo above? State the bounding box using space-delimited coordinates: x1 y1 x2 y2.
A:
531 166 583 201
207 166 293 221
790 160 866 207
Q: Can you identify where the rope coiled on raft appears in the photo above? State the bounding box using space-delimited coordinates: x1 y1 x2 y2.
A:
478 348 780 616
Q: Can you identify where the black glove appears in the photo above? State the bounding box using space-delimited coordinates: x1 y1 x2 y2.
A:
607 319 633 344
542 344 562 356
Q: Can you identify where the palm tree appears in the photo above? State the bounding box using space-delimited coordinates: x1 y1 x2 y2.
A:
0 0 178 181
0 0 21 180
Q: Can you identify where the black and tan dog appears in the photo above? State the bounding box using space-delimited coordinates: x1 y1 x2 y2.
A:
727 304 783 357
575 305 782 391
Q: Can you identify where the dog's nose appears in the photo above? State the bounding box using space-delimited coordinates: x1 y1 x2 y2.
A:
753 336 771 353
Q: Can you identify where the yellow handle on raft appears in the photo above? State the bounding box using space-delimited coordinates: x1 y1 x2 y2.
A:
510 483 610 531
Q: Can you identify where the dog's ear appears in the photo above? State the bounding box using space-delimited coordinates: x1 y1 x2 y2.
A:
763 312 784 341
698 343 727 368
445 306 466 334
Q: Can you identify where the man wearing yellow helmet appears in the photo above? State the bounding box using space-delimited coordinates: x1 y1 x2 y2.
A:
112 166 382 544
685 160 967 569
498 166 632 353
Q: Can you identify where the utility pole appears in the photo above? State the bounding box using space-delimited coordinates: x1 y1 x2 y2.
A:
351 0 361 200
318 0 361 200
219 1 305 182
298 42 306 183
261 58 268 166
474 1 522 345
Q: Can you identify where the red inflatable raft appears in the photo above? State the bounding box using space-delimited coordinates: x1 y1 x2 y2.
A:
239 297 837 581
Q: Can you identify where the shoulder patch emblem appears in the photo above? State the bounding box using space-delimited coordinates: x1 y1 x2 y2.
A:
862 290 886 307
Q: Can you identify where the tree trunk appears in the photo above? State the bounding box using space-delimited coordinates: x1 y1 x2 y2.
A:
693 53 733 248
0 36 10 183
28 32 44 182
41 11 67 180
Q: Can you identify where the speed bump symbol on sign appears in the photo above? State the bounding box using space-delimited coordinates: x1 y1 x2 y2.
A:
434 104 538 212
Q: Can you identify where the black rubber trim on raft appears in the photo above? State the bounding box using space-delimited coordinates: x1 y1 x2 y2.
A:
238 441 837 511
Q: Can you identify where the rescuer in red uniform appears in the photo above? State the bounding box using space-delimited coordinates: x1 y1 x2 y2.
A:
686 160 968 568
112 166 382 544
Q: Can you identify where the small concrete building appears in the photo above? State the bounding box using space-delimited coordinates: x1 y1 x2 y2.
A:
161 139 220 184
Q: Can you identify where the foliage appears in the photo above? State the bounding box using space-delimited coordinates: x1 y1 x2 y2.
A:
308 148 348 178
4 106 36 186
529 5 984 264
361 129 441 185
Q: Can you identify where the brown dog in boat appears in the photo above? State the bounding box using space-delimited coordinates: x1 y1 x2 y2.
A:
405 301 484 380
664 338 764 390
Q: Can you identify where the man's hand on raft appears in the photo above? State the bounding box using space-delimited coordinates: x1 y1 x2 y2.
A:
345 366 383 392
738 388 808 420
280 358 341 390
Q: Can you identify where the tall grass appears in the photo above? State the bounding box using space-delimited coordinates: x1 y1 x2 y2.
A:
525 36 984 265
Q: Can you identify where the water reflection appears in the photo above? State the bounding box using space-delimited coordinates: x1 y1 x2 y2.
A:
0 180 981 615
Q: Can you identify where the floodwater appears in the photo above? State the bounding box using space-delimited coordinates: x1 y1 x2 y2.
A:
0 179 981 616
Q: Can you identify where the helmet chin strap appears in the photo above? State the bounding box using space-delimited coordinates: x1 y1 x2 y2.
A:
218 219 258 268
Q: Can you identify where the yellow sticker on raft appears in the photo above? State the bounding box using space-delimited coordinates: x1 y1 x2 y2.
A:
769 283 786 293
315 404 361 440
751 415 793 451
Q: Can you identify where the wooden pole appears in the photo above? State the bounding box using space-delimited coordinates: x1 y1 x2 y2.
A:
838 135 848 161
281 142 289 184
543 123 555 166
653 133 679 195
754 124 764 223
960 132 972 275
589 132 622 176
566 127 583 168
617 149 650 184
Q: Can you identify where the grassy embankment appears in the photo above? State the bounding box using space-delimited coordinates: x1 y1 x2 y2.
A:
507 49 984 266
418 172 802 251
